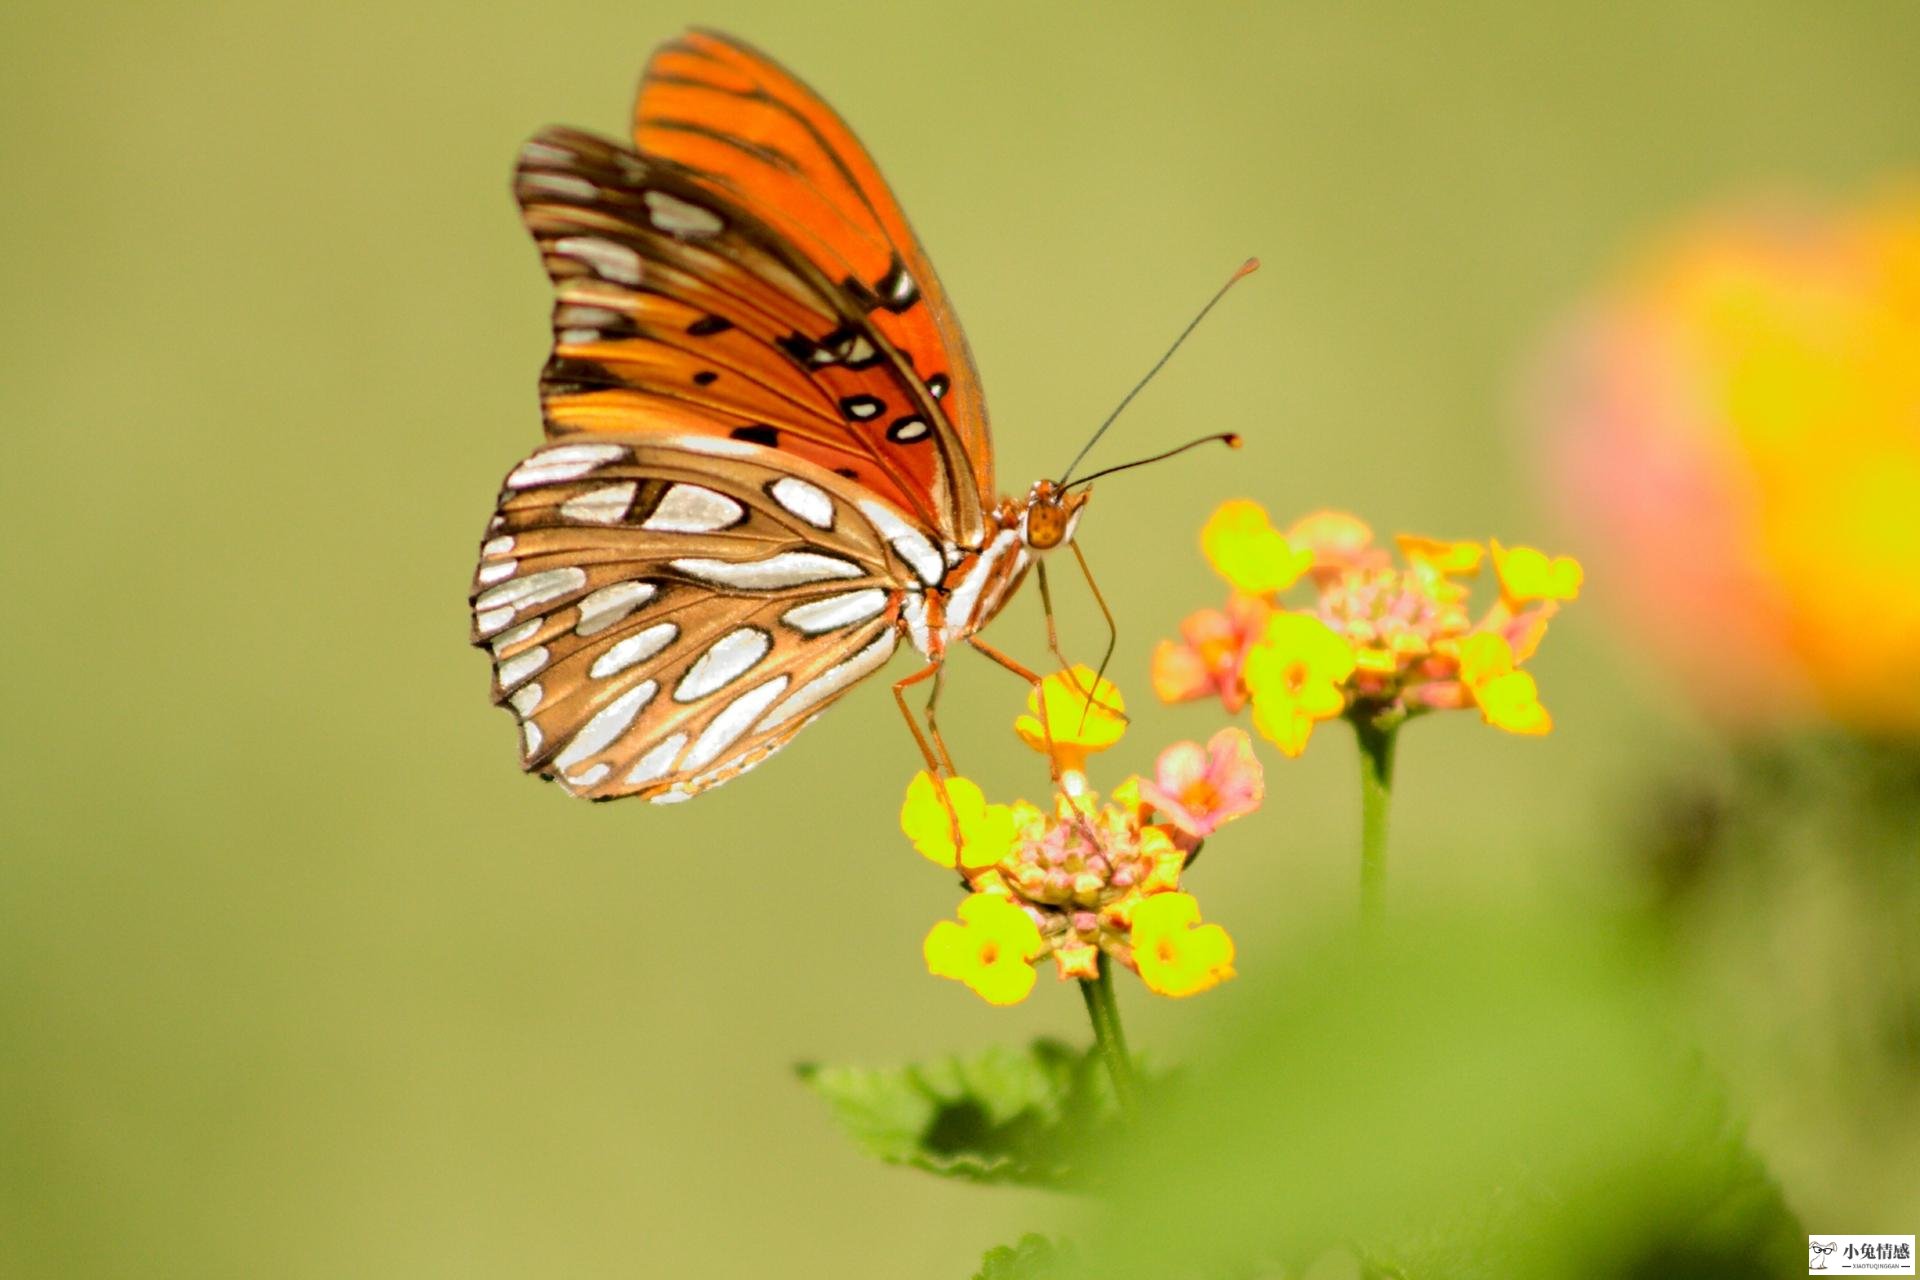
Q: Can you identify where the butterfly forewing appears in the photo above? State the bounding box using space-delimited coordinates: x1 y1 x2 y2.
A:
471 435 937 802
516 126 985 546
633 30 994 503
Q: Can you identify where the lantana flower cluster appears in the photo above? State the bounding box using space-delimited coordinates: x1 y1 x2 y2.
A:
1154 502 1581 756
903 667 1261 1006
1542 189 1920 733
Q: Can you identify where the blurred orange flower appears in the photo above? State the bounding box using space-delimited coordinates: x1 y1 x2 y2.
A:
1541 187 1920 732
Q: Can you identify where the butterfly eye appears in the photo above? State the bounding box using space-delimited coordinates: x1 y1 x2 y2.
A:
1024 504 1067 550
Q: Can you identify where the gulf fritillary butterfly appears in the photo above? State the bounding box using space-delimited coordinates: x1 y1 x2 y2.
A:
470 30 1229 804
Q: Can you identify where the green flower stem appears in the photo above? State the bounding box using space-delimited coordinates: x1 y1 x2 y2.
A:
1353 713 1400 927
1079 953 1139 1114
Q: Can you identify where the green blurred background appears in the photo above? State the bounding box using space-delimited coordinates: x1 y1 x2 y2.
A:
4 2 1916 1275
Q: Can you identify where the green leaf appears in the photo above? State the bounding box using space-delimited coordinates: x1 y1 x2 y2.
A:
973 1234 1079 1280
796 1038 1120 1188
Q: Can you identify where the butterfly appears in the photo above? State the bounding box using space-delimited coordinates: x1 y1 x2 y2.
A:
470 30 1217 805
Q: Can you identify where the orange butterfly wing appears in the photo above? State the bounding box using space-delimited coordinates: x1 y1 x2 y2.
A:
634 30 994 509
519 126 985 546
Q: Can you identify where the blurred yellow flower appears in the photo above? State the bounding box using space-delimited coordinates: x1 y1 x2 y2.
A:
1129 892 1236 998
1489 540 1583 605
900 772 1017 870
1201 500 1313 595
924 893 1045 1005
1542 187 1920 732
1014 665 1127 774
1457 633 1553 735
1243 613 1356 757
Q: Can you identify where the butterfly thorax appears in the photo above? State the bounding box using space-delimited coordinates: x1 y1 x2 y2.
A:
900 482 1090 660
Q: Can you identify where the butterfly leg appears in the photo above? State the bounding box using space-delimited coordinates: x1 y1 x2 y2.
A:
1032 561 1078 677
892 661 954 776
1032 559 1127 732
920 661 959 776
965 636 1064 783
1069 542 1125 732
894 660 966 855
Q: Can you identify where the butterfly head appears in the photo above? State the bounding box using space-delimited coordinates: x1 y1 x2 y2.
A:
1019 479 1091 552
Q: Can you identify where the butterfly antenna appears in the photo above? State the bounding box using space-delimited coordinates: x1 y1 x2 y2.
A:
1063 432 1242 489
1057 257 1260 485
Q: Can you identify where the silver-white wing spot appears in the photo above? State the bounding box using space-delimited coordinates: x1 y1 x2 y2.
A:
671 436 762 460
553 236 643 285
509 682 543 717
669 552 865 591
554 680 658 773
476 606 515 636
497 645 549 689
507 443 628 488
482 535 514 557
560 482 638 524
768 476 834 530
642 484 745 533
683 676 791 771
626 733 688 785
475 566 587 615
756 630 899 731
781 589 890 635
490 618 541 656
521 171 598 201
644 189 724 236
589 622 679 679
477 559 518 585
522 720 543 757
567 762 612 788
674 627 771 702
576 581 657 636
857 499 944 587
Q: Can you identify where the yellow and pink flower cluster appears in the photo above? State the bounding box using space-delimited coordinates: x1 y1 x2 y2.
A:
1154 502 1581 756
903 668 1260 1005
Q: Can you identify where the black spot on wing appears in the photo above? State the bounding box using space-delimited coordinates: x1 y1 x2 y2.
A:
541 356 616 395
692 370 719 386
730 425 780 446
687 315 733 336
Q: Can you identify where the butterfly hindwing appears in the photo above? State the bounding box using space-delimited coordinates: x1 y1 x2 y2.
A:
516 126 986 546
470 435 946 802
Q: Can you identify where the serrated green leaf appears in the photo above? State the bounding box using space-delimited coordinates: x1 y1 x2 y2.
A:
797 1038 1124 1188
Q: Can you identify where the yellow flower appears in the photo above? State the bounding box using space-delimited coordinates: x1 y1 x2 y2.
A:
1489 540 1583 605
924 893 1046 1005
1243 613 1357 757
900 772 1018 870
1201 500 1313 595
1129 893 1235 998
1014 665 1127 774
1457 633 1553 735
1396 533 1486 577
